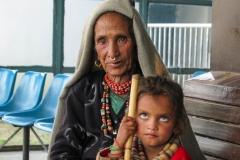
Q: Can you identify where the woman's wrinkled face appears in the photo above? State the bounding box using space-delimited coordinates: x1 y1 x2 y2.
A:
94 12 136 78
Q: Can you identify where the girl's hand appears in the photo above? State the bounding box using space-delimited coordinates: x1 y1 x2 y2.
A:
115 116 137 147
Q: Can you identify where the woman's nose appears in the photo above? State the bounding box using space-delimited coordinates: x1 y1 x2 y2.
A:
107 41 119 58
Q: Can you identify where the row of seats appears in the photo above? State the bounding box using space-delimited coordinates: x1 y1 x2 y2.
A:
0 68 71 159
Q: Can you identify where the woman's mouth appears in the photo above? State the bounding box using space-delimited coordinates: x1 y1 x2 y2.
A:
108 61 123 67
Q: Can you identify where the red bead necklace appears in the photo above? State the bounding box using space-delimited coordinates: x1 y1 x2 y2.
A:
104 75 131 95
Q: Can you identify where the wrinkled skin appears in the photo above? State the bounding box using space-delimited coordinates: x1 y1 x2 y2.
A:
94 12 136 84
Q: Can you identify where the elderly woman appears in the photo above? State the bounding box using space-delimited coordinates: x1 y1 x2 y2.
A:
49 0 205 160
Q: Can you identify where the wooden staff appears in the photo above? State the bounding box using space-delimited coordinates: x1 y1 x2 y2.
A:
124 74 140 160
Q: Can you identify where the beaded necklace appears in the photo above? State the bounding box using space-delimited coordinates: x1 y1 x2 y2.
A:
130 134 180 160
104 75 131 95
100 79 130 143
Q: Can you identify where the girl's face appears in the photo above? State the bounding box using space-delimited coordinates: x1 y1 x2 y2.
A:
136 94 176 151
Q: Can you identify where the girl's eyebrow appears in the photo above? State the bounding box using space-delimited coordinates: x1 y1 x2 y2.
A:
137 109 147 112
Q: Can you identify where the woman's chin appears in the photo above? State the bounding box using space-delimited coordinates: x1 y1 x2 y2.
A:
106 69 130 77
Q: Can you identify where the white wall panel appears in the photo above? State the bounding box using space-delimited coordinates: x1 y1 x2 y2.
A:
0 0 53 66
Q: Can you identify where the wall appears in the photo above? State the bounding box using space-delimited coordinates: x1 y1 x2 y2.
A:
211 0 240 72
0 0 53 66
0 0 102 68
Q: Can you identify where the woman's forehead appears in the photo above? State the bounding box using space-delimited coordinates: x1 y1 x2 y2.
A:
95 12 130 29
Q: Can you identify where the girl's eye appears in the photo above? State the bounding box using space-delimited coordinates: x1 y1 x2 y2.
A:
139 113 148 119
160 116 169 122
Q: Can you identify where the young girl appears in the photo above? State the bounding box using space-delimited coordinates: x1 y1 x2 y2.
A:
96 76 192 160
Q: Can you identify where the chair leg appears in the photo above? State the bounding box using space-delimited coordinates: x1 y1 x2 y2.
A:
0 127 22 150
30 127 48 152
23 126 30 160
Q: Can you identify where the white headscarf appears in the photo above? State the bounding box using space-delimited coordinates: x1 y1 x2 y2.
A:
49 0 169 157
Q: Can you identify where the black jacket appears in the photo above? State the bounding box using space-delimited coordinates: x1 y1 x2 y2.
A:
50 70 127 160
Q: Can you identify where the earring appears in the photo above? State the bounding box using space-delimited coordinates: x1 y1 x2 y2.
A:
94 59 101 68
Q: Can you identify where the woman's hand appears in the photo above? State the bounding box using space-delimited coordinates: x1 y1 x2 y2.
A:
115 116 137 148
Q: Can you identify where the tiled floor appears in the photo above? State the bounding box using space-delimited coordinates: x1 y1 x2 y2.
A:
0 150 48 160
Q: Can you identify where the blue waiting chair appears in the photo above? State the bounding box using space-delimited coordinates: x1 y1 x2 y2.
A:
34 117 55 133
0 68 18 105
0 71 46 156
2 74 71 156
0 71 46 118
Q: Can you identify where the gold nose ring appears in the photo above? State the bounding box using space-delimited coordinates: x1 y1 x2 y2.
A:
110 52 119 61
110 57 116 61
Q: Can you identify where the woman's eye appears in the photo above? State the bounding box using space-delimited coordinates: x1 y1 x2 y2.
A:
96 38 107 46
140 113 148 119
119 37 126 41
117 37 127 45
160 116 169 122
98 39 106 45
